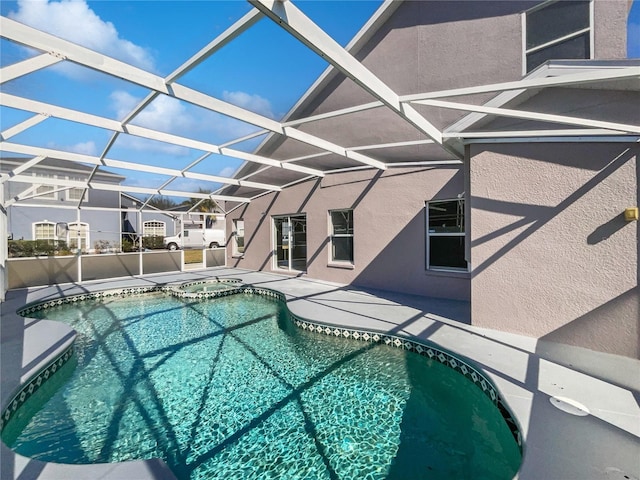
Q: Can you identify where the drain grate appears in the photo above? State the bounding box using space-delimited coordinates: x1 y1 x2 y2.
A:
549 396 590 416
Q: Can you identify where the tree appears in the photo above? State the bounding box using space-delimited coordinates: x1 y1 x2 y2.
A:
145 195 178 211
182 188 222 228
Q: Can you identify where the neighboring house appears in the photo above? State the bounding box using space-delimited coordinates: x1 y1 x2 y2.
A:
223 0 638 357
1 158 177 252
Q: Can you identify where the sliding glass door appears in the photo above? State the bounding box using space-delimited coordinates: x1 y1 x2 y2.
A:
273 215 306 272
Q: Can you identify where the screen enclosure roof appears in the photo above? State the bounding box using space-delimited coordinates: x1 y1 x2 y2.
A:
1 0 639 214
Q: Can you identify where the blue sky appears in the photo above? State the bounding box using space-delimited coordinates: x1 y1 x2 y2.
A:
0 0 383 192
1 0 639 195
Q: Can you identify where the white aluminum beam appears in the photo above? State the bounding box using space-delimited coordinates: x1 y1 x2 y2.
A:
165 9 262 84
0 53 63 84
282 126 386 169
0 18 375 171
219 147 324 176
219 129 269 148
0 113 49 140
0 155 46 184
347 139 434 152
0 142 283 191
0 93 325 177
463 136 640 144
250 0 445 149
401 67 640 102
414 99 640 134
445 129 628 138
0 17 168 93
7 174 251 203
283 101 383 127
1 93 123 131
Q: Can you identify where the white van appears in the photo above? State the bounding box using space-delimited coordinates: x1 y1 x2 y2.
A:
164 228 226 250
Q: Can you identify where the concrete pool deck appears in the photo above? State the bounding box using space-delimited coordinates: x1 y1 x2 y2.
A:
1 267 639 480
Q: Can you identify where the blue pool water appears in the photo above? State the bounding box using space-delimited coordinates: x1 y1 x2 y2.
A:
3 292 521 479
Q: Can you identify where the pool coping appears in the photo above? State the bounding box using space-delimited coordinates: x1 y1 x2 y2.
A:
1 267 639 480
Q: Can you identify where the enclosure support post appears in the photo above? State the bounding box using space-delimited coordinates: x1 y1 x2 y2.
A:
138 211 143 276
76 207 82 284
0 183 8 301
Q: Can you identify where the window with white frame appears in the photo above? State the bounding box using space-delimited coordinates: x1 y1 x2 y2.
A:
33 222 56 241
33 173 57 200
523 0 591 73
67 177 87 202
68 222 89 251
426 199 467 271
143 220 166 237
330 209 354 263
233 219 245 255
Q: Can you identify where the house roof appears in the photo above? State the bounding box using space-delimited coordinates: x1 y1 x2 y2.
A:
1 0 638 214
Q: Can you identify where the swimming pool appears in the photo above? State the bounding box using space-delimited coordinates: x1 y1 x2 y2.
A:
3 289 521 479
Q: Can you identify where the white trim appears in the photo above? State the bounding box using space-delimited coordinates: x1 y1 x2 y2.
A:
525 27 590 56
329 209 354 264
425 198 468 272
463 135 640 144
67 221 89 251
402 67 639 104
415 99 640 134
522 0 593 74
32 220 56 241
232 219 245 256
142 220 166 237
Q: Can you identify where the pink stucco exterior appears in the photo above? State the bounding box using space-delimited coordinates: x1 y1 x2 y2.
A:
227 166 470 301
225 0 637 357
469 142 639 357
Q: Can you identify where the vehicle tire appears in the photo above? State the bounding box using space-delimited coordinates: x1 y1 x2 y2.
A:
209 242 219 248
167 243 178 251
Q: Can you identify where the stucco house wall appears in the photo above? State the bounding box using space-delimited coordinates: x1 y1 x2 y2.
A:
469 142 638 357
225 0 636 357
227 166 469 301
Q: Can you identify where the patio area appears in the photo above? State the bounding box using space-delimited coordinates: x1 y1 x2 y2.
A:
1 267 638 480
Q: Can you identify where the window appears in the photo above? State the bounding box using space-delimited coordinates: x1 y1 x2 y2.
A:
33 222 56 241
143 220 166 237
33 173 56 200
524 1 591 73
426 199 467 271
68 222 89 251
67 177 87 202
330 209 354 263
233 219 245 255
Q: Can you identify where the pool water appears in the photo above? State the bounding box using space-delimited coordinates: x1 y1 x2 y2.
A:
3 292 521 479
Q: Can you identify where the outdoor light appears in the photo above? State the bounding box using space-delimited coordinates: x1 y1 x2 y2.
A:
624 207 639 221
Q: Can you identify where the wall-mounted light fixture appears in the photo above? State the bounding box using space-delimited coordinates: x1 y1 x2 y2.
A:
624 207 639 221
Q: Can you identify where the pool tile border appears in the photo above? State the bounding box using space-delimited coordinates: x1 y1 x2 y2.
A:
0 344 74 433
7 283 522 453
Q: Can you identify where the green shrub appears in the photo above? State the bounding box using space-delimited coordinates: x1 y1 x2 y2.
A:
8 240 71 258
142 235 165 250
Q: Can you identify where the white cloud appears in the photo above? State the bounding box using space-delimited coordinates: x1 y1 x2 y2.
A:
217 166 237 178
111 91 195 132
68 140 97 155
9 0 154 71
222 91 275 119
46 139 97 156
109 90 267 147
